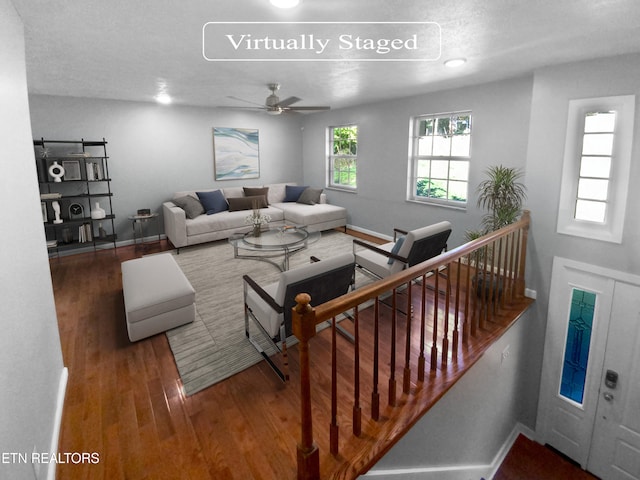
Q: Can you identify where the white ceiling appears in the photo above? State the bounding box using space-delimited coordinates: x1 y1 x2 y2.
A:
12 0 640 112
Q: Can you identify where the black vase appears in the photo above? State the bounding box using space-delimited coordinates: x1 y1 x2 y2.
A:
473 272 503 300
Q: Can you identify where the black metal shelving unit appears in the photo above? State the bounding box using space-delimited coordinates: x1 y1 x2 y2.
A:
34 138 117 256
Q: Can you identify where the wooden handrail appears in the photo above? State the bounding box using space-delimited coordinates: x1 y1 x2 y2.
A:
292 211 531 480
315 211 530 324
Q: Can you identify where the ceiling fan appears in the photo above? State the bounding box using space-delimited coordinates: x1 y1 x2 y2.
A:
227 83 330 115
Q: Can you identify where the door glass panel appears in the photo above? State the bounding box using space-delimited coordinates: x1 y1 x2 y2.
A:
560 288 596 405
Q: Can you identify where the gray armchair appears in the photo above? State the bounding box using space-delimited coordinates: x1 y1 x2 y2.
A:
243 252 355 381
353 221 452 280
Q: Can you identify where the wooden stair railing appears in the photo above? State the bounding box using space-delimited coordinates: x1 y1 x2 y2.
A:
291 211 531 480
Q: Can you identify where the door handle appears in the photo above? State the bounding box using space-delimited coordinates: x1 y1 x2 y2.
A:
603 392 614 402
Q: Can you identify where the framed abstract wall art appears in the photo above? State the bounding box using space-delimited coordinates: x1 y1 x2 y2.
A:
212 127 260 180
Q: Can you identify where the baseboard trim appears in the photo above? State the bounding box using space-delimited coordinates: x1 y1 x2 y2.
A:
485 423 535 480
362 422 535 480
346 224 393 242
45 367 68 480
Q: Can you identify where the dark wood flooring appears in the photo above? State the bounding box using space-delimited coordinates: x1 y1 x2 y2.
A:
494 434 600 480
50 232 546 479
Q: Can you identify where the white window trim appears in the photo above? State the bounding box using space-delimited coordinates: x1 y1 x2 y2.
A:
407 111 471 208
557 95 635 243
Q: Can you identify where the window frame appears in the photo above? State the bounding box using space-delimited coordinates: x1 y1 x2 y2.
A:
407 111 472 209
557 95 635 243
327 124 358 192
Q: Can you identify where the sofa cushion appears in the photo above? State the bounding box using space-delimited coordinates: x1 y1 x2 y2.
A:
243 187 270 204
221 186 244 199
197 189 228 214
284 185 308 202
228 195 268 212
173 195 204 219
264 183 294 204
297 187 323 205
273 202 346 226
185 207 284 237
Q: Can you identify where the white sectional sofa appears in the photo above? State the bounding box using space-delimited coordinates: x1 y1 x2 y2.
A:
162 183 347 250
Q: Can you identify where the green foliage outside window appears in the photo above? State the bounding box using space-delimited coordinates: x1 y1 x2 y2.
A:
330 125 358 188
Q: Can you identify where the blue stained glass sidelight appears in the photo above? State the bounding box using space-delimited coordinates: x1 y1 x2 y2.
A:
560 289 596 404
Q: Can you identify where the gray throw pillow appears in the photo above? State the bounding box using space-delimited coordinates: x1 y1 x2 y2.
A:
297 187 323 205
173 196 204 219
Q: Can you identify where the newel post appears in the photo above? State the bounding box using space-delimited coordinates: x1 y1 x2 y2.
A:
292 293 320 480
516 210 531 298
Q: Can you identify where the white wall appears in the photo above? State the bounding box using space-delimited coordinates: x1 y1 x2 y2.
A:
525 53 640 300
28 96 305 242
301 75 534 248
0 1 66 479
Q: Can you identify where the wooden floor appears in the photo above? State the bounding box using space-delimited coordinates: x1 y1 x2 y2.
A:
51 232 534 480
494 435 600 480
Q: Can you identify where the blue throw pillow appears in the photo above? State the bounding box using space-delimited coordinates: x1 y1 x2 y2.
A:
196 190 228 214
387 236 405 264
284 185 309 202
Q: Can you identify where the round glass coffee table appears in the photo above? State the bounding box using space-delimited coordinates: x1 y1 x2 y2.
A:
228 225 320 271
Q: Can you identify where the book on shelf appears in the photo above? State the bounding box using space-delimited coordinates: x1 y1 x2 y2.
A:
85 161 103 180
78 223 93 243
40 192 62 200
46 239 57 249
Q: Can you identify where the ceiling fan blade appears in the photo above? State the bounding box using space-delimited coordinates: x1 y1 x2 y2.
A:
277 96 301 107
286 106 331 111
227 95 265 107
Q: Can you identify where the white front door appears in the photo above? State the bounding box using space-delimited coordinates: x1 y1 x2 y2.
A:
537 257 640 478
587 280 640 480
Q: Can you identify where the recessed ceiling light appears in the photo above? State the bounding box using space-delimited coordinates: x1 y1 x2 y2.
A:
155 93 172 105
270 0 300 8
444 58 467 68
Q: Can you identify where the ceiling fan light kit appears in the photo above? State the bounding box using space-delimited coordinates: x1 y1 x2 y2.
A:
444 57 467 68
270 0 300 8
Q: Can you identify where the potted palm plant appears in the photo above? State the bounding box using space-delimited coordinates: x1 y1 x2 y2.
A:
467 165 527 297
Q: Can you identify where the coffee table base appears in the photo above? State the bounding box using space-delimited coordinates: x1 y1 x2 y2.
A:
231 242 310 271
229 226 321 271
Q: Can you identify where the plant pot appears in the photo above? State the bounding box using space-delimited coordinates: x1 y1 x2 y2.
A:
473 272 503 300
253 225 261 237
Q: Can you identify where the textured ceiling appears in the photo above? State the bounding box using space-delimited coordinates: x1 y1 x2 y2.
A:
12 0 640 111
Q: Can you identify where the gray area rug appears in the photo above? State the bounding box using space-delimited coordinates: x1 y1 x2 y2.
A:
166 230 369 396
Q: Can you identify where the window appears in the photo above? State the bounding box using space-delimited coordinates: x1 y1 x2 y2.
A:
557 95 635 243
408 112 471 207
328 125 358 190
574 111 615 223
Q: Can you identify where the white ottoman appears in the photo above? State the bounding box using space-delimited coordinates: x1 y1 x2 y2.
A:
121 253 195 342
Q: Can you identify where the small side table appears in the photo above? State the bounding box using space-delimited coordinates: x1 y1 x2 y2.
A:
129 213 161 250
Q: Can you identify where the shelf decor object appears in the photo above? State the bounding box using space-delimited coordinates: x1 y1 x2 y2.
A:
62 160 81 180
48 161 65 182
91 201 106 219
34 138 117 256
